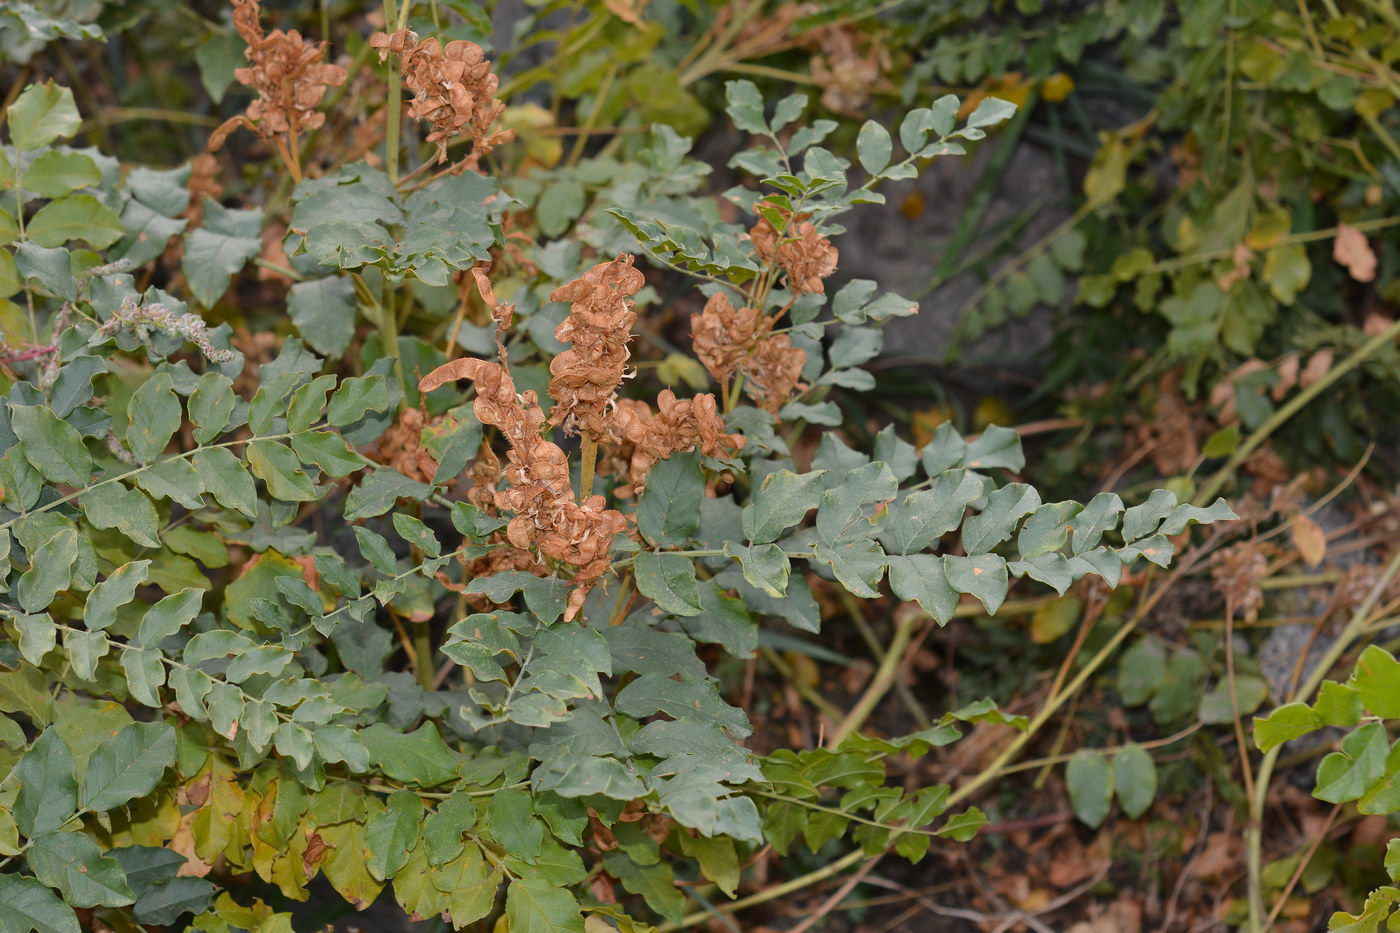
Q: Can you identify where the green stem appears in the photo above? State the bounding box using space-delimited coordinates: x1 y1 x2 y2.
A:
382 0 403 184
0 425 327 534
1192 316 1400 506
1245 546 1400 931
413 623 434 691
579 437 597 501
656 848 866 932
826 611 919 748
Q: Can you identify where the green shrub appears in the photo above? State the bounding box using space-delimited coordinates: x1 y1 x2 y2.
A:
0 6 1241 932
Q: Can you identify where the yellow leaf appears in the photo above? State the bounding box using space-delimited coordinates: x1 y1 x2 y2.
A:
394 844 447 920
1031 597 1082 644
1355 88 1394 120
318 818 385 911
1085 136 1129 206
1244 207 1291 250
1041 73 1075 102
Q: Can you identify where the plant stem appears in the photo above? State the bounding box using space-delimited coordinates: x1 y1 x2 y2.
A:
413 623 434 691
382 0 403 183
579 437 597 501
1244 546 1400 931
827 612 919 748
656 848 866 932
1193 316 1400 505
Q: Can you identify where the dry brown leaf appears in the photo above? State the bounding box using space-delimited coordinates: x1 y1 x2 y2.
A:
1291 514 1327 568
1300 349 1334 387
1333 223 1377 282
1192 831 1241 880
1217 242 1254 291
1272 353 1300 401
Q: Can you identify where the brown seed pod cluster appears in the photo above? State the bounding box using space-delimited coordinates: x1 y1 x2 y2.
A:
692 292 764 385
611 390 744 495
747 202 838 295
369 29 513 166
419 357 627 621
690 290 807 414
805 23 891 115
368 407 442 485
210 0 347 155
744 331 807 414
547 256 644 444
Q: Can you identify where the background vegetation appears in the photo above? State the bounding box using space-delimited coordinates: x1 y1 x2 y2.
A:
1 1 1399 931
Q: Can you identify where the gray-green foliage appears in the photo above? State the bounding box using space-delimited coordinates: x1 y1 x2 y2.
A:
0 73 1235 933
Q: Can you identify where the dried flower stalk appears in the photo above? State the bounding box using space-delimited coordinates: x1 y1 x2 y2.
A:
547 255 644 444
210 0 347 180
370 29 513 167
98 300 236 363
419 357 626 622
805 24 890 115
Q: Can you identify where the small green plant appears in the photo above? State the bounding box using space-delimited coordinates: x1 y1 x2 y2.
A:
1252 553 1400 932
0 10 1238 932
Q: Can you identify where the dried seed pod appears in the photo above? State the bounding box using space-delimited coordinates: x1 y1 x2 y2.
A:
547 255 644 444
805 23 890 115
370 29 513 166
746 202 838 295
610 389 744 494
744 332 807 414
417 354 627 621
210 0 346 154
692 291 764 385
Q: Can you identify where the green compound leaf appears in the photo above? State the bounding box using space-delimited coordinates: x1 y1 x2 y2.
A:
634 551 704 616
1253 702 1324 753
131 877 216 927
16 527 79 614
505 874 583 933
1315 721 1390 804
247 439 318 501
365 790 425 882
360 722 459 787
1352 646 1400 719
888 554 958 625
1066 750 1114 829
27 830 135 908
193 447 257 515
0 873 81 933
79 721 176 813
943 554 1009 614
961 483 1040 555
856 119 893 175
741 469 825 544
723 541 790 598
27 195 123 249
637 449 703 547
14 728 78 836
1112 744 1157 820
135 588 204 647
80 485 161 548
8 82 81 151
11 404 90 486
